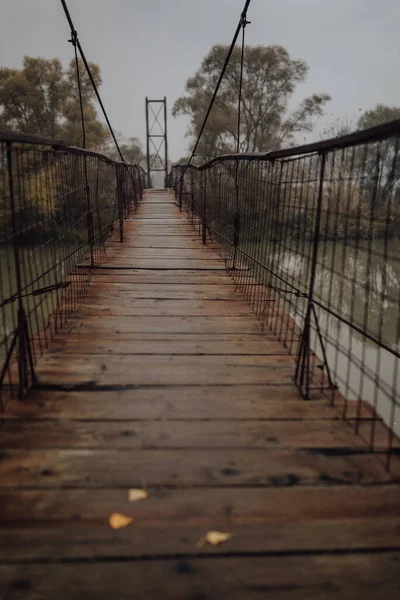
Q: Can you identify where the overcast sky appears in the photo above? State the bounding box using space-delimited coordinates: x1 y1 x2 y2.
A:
1 0 399 160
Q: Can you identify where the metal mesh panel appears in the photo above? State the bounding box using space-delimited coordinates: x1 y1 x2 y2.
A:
0 135 145 402
172 124 400 468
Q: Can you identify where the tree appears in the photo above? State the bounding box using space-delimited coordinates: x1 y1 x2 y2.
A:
357 104 400 208
176 156 191 164
173 44 330 161
100 135 147 170
120 137 146 165
358 104 400 130
0 57 67 138
0 56 107 149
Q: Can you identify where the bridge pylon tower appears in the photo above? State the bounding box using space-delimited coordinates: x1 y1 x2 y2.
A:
145 96 168 188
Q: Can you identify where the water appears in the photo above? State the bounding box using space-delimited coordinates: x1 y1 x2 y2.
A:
264 238 400 435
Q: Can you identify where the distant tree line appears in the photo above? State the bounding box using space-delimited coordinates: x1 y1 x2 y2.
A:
173 44 400 239
0 55 147 166
0 56 147 243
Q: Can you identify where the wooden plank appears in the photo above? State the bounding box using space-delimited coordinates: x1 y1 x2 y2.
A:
2 485 399 523
107 236 204 248
46 337 287 355
102 259 226 269
80 284 240 299
3 388 376 421
126 220 192 226
35 354 295 386
0 419 387 450
106 248 219 258
122 232 200 237
91 271 233 284
1 519 400 561
0 448 393 488
65 315 264 334
1 553 400 599
70 300 256 317
128 215 184 219
122 230 196 236
120 221 195 227
76 297 247 306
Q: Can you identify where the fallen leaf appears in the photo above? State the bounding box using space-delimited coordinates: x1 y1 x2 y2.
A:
109 513 133 529
128 489 149 503
196 531 233 548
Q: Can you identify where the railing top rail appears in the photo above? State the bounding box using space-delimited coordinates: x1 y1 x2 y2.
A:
58 145 146 172
0 131 70 147
172 118 400 171
0 130 147 174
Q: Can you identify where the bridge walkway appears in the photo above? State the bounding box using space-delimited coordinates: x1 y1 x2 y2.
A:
0 190 399 598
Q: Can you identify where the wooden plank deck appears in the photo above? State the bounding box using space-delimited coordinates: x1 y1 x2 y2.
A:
1 190 399 599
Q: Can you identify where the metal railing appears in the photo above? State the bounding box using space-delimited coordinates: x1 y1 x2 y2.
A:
172 119 400 468
0 132 146 402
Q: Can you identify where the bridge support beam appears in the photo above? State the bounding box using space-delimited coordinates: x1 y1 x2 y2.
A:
145 97 169 188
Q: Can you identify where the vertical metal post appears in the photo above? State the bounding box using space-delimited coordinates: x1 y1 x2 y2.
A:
145 97 151 189
6 142 35 398
218 169 222 229
295 152 326 399
84 157 94 267
116 165 124 243
164 96 169 188
190 168 195 215
174 170 178 201
179 174 184 211
202 170 207 244
231 162 241 269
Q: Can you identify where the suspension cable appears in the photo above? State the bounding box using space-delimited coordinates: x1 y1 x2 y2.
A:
60 0 125 162
70 31 86 149
231 14 249 269
176 0 251 191
187 0 251 166
236 15 249 154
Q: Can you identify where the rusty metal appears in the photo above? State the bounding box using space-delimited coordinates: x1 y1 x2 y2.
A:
171 120 400 469
0 133 146 401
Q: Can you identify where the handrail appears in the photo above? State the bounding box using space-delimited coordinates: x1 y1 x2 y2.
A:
0 135 146 402
0 131 147 174
172 118 400 170
0 131 70 147
171 120 400 470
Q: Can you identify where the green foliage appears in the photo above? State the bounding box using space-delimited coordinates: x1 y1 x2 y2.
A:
176 156 191 165
173 44 330 161
0 57 67 137
104 136 146 167
0 56 107 149
358 104 400 130
357 104 400 214
0 56 111 240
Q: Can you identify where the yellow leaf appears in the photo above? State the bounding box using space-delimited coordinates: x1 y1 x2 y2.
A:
196 531 233 548
109 513 133 530
128 489 149 503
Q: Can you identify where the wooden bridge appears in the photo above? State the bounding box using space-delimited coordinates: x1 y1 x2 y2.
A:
0 190 399 599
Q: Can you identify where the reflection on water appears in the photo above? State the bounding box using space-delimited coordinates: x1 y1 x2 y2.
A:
270 238 400 435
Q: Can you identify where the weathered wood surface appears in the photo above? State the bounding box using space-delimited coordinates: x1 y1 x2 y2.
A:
1 189 399 599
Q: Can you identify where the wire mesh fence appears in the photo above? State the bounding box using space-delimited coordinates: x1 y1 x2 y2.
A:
172 120 400 468
0 132 145 403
